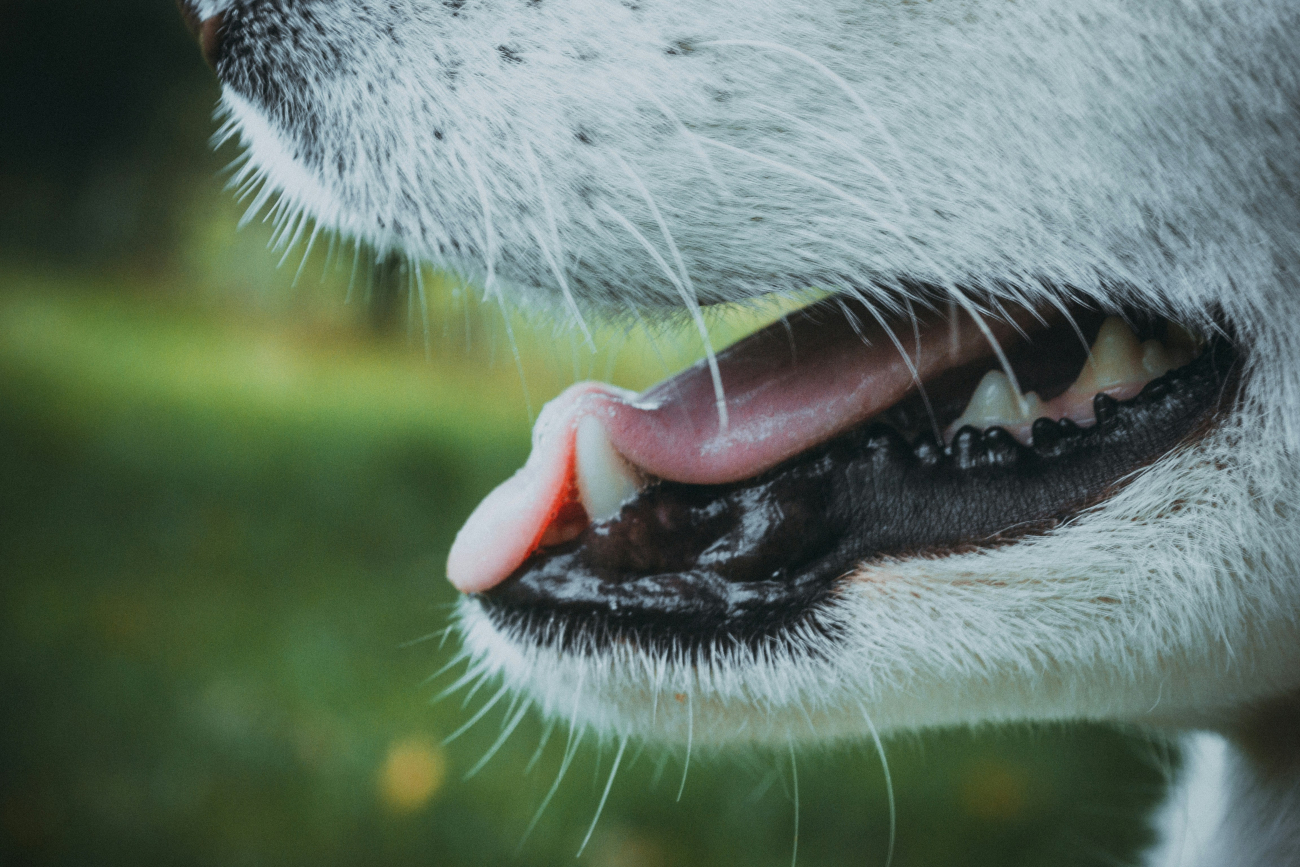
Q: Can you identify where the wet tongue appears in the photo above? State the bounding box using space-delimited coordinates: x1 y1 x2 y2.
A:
447 301 1023 593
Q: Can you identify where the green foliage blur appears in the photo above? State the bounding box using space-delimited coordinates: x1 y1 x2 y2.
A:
0 2 1171 865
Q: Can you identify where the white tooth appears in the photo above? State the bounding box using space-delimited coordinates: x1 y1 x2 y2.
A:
575 415 644 523
1072 316 1145 393
950 370 1043 432
1141 339 1174 378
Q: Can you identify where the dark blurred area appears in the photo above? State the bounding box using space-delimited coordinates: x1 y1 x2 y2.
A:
0 2 1171 865
0 0 217 269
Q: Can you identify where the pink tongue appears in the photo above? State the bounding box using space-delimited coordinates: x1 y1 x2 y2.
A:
448 302 1025 593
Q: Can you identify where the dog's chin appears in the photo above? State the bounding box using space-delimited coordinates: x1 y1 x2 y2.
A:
454 428 1300 747
455 479 1299 749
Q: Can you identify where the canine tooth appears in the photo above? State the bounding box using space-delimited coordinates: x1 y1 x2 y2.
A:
575 415 644 523
950 370 1044 433
1072 316 1144 393
1141 339 1174 377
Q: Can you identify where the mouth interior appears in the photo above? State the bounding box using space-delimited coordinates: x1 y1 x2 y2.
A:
454 292 1234 651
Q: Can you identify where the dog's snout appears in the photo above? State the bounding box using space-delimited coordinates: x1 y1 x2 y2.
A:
177 1 225 70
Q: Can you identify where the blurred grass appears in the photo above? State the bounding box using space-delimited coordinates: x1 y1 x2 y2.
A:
0 0 1173 862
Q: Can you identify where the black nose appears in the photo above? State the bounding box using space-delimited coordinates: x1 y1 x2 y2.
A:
177 1 225 70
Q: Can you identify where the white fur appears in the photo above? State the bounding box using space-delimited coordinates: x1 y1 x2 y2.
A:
1147 734 1230 867
204 0 1300 861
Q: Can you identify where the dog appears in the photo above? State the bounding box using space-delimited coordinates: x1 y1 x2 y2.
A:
179 0 1300 862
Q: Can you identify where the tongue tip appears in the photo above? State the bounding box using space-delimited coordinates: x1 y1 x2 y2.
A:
447 382 624 594
446 478 542 594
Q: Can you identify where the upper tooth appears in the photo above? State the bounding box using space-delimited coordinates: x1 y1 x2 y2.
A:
1072 316 1145 393
575 415 644 523
1140 339 1174 378
950 370 1044 432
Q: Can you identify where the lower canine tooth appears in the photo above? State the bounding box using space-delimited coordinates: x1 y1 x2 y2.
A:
575 415 644 523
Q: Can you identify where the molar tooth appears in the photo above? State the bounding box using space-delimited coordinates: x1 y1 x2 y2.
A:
575 415 644 523
1072 316 1145 393
949 370 1043 434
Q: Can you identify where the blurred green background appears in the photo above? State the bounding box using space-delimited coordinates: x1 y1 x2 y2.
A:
0 2 1173 865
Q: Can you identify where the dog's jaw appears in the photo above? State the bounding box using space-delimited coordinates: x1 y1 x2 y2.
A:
200 0 1300 793
456 410 1300 745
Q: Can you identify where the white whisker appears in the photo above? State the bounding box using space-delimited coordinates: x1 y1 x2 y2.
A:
598 190 729 431
525 720 556 775
443 683 510 745
519 695 584 849
749 99 909 219
858 701 896 867
788 740 800 867
676 690 693 801
523 142 594 348
699 39 916 190
577 735 628 857
464 701 531 779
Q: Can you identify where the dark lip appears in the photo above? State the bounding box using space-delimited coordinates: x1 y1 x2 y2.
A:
479 316 1238 658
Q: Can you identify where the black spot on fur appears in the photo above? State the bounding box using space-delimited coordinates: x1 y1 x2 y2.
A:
497 45 523 63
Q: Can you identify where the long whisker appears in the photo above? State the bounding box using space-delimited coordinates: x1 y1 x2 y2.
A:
433 660 489 702
422 648 469 685
345 238 363 305
443 683 510 745
676 690 694 801
525 720 556 774
519 669 587 849
904 297 942 441
401 625 454 651
519 725 583 850
577 736 628 857
523 142 594 348
629 81 731 197
858 701 897 867
467 150 535 420
699 40 916 192
749 99 909 218
598 195 729 431
843 288 942 444
694 135 1027 405
412 260 432 358
788 740 800 867
464 701 530 779
950 287 1027 408
292 222 325 287
613 155 729 431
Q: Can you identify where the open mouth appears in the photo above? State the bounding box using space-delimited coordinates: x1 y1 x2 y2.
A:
452 287 1237 655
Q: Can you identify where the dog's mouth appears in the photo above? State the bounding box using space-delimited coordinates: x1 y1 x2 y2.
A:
453 288 1236 654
